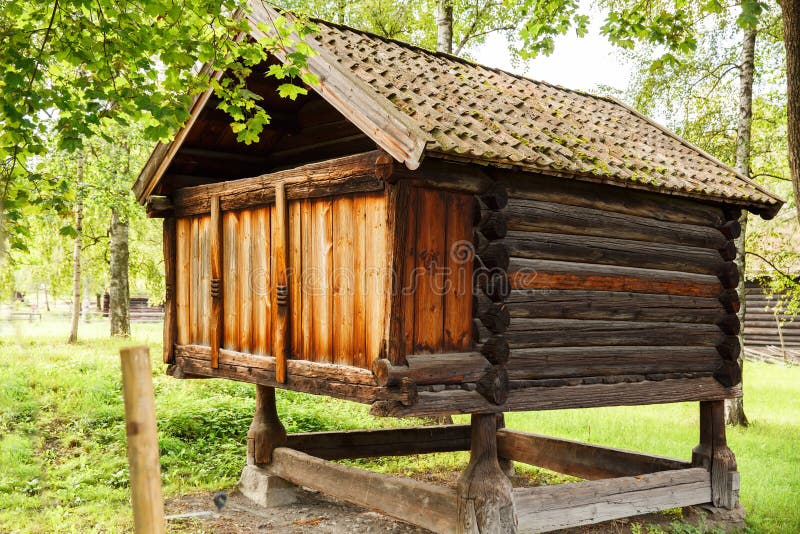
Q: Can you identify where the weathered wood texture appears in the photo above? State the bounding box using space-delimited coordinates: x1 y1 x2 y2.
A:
162 218 177 363
457 414 516 533
174 191 390 369
514 468 711 533
371 376 741 417
266 447 458 534
172 151 387 216
286 425 471 459
399 187 475 356
172 344 416 405
496 429 690 480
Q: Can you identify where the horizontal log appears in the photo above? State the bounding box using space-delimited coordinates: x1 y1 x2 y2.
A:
713 360 742 387
498 170 727 226
717 336 740 360
718 219 741 239
514 468 711 532
172 346 416 405
372 352 492 387
475 242 509 271
492 319 725 349
504 198 729 250
389 156 491 194
473 298 510 333
508 258 723 298
720 289 741 313
370 376 741 417
505 346 722 380
505 230 728 276
267 448 458 534
744 327 800 335
477 209 507 240
476 366 509 405
503 290 727 324
475 269 511 301
496 429 690 480
286 425 471 460
173 151 386 216
479 335 510 365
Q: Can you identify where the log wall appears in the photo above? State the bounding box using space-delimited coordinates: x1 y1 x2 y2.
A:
175 191 389 368
490 173 741 386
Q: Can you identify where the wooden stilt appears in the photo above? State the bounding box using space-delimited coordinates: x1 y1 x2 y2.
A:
693 400 738 509
710 401 739 509
457 414 517 533
247 385 286 465
495 414 515 478
691 400 714 469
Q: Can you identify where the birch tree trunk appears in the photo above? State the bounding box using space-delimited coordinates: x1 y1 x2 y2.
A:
68 156 84 344
782 0 800 227
437 0 453 54
109 209 130 337
726 26 756 427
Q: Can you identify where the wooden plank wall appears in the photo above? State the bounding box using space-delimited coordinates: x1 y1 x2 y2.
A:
174 192 389 369
492 174 740 383
400 187 475 355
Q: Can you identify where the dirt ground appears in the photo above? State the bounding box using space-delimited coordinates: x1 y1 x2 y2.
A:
165 485 743 534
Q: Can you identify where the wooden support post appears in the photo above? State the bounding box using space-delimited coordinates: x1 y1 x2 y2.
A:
457 414 516 533
274 182 289 384
209 196 223 369
247 385 287 465
495 414 515 478
693 401 738 509
119 346 165 534
162 219 177 364
710 400 739 509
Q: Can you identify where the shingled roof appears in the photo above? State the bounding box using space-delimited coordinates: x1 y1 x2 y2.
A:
135 2 784 219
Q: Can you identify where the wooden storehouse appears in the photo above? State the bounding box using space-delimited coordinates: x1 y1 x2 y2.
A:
134 5 784 532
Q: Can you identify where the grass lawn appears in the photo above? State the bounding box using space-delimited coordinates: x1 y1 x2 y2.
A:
0 319 798 532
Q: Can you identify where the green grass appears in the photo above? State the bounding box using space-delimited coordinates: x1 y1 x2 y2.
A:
0 320 798 532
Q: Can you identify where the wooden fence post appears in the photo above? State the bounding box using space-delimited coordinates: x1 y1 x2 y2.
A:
120 346 165 534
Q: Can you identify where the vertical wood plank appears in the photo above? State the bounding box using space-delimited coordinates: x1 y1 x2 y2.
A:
190 217 200 344
163 218 177 363
444 192 475 351
199 216 211 346
252 207 270 355
414 189 446 353
312 199 333 363
239 210 253 354
289 200 303 359
209 199 223 367
385 183 411 365
333 196 355 365
401 188 419 357
274 182 290 383
365 193 388 365
301 199 314 361
223 211 240 350
352 195 368 368
176 218 191 346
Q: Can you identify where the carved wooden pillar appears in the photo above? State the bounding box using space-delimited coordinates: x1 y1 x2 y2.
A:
692 400 738 509
247 385 287 465
457 414 516 533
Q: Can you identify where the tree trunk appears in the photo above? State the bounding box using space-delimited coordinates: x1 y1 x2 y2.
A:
110 209 131 337
68 156 84 344
437 0 453 54
782 0 800 227
726 26 756 427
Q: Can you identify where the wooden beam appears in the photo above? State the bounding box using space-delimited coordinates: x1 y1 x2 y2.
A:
273 182 289 383
209 197 223 368
513 468 711 533
286 425 471 459
372 352 492 387
496 429 690 480
162 219 177 364
173 151 388 217
172 345 422 406
370 376 741 417
266 448 458 534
